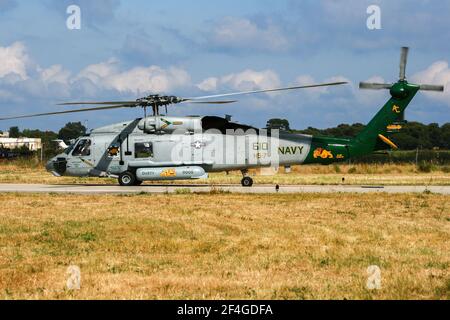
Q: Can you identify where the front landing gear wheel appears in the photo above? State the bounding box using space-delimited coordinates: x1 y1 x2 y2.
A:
118 171 136 186
241 176 253 187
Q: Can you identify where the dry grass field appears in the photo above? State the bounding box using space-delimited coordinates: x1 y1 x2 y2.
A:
0 160 450 186
0 192 448 300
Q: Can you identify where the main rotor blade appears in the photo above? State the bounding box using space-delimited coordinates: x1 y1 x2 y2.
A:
185 82 348 101
58 101 140 106
182 100 237 105
399 47 409 81
0 104 134 121
359 82 393 90
419 84 445 92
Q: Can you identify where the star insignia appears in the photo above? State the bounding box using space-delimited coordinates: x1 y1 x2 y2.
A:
191 141 206 149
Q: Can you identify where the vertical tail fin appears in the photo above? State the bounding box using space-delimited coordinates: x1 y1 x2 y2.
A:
351 47 444 157
352 82 419 155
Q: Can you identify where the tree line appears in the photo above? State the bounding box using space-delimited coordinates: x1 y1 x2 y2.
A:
3 122 87 158
7 122 87 142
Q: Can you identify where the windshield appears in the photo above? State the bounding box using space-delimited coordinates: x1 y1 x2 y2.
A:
63 139 78 155
72 139 91 156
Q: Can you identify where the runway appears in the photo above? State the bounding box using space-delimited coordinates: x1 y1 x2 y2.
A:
0 184 449 195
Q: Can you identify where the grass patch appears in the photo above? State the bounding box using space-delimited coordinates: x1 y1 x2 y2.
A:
418 161 433 173
0 192 448 300
175 188 192 195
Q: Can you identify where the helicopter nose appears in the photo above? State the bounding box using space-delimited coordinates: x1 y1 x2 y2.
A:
45 160 54 172
46 157 67 176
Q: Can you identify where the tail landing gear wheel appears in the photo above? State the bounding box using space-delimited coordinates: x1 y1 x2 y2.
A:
241 176 253 187
118 171 136 186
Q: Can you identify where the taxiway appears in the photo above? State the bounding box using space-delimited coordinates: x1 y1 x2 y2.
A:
0 184 448 195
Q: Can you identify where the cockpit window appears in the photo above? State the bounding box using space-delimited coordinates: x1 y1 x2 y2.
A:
72 139 91 156
135 142 153 158
64 139 78 155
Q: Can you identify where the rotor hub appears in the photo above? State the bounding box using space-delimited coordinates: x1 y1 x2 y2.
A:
135 95 183 107
390 82 409 99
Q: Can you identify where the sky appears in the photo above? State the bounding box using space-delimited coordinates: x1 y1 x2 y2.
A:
0 0 449 132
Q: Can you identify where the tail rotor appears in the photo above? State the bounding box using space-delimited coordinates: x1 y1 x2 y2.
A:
359 47 444 92
353 47 446 151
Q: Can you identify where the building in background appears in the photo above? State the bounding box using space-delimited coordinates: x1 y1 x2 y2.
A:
0 134 42 151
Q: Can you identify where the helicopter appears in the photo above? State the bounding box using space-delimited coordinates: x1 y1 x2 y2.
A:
0 47 444 187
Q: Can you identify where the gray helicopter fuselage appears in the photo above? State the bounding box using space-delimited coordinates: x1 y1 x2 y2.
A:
46 116 313 181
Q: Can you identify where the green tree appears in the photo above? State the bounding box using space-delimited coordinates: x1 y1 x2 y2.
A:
9 126 20 138
323 123 365 138
427 123 441 148
394 132 419 150
58 122 87 142
266 118 291 131
21 129 59 157
291 121 450 151
440 123 450 149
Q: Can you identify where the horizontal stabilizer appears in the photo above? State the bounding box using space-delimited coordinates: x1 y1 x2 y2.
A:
378 134 398 150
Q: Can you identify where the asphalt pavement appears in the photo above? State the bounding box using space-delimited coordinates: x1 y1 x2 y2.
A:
0 184 448 195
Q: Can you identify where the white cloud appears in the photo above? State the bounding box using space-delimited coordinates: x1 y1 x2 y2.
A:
412 61 450 104
0 41 357 116
412 61 449 85
76 58 118 85
209 17 289 52
197 69 281 93
76 60 191 95
293 75 353 99
0 42 193 101
107 66 190 94
197 77 218 92
294 75 328 95
196 71 355 112
39 65 71 85
0 42 29 80
222 69 281 91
